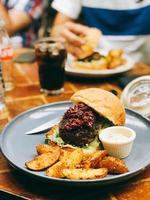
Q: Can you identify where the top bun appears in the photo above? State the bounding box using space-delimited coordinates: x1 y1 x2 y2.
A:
71 88 125 126
78 28 101 59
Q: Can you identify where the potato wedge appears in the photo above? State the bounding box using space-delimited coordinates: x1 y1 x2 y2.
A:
63 168 108 179
65 149 83 168
46 148 83 178
59 148 75 161
79 150 108 169
25 150 60 171
46 161 65 178
36 144 60 155
46 149 83 178
100 156 128 174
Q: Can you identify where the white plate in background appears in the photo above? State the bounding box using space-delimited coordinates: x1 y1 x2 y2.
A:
65 54 134 78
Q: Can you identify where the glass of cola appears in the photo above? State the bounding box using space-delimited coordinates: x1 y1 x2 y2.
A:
34 37 67 95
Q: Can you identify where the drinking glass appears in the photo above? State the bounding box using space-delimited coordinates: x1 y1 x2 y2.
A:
35 37 67 95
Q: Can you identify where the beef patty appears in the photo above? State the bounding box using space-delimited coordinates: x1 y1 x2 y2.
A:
59 103 101 146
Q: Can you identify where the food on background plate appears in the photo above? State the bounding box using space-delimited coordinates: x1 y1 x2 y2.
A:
25 88 129 179
71 49 126 70
67 27 126 71
79 28 101 60
67 28 101 60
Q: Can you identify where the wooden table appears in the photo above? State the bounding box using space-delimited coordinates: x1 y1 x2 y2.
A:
0 49 150 200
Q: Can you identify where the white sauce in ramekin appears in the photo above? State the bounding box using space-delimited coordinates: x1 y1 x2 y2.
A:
103 132 129 143
99 126 136 158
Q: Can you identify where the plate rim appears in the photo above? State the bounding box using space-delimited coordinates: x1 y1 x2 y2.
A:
1 101 150 185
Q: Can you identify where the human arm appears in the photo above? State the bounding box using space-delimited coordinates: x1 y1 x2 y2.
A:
51 12 73 37
51 12 94 57
51 0 87 56
51 0 100 57
51 12 89 44
51 13 101 58
0 2 32 36
51 0 85 43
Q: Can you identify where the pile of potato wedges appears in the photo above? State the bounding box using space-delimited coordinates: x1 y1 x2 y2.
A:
25 142 128 180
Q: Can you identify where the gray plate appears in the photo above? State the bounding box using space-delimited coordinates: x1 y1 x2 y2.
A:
1 101 150 186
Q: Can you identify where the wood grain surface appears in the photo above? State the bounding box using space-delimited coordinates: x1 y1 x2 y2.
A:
0 49 150 200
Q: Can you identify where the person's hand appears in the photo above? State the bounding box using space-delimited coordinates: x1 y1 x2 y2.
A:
61 22 91 57
61 22 101 58
62 22 89 45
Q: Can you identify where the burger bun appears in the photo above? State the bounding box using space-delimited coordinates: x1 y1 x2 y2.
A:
71 88 125 126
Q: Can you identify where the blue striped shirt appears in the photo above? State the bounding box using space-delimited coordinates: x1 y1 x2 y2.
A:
82 6 150 36
52 0 150 63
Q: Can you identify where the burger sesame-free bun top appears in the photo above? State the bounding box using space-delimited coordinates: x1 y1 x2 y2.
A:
77 28 101 59
67 28 100 59
71 88 126 126
68 28 101 59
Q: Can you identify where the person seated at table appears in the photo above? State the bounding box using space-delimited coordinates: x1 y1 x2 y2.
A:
50 0 150 64
0 0 45 47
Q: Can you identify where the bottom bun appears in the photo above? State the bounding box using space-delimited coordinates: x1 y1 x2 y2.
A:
71 59 107 70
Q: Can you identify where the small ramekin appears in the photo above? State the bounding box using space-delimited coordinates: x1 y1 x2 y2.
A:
99 126 136 158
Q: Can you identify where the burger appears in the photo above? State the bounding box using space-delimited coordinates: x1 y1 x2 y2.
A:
71 49 126 70
46 88 125 150
71 52 107 70
78 28 101 60
67 28 101 60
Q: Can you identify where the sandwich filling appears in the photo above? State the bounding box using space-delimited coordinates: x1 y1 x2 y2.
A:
46 103 113 149
59 103 101 146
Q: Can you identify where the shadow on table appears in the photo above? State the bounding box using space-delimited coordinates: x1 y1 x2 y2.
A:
0 190 29 200
10 168 143 200
66 74 139 89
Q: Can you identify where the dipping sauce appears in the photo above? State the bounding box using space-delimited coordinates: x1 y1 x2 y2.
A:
103 132 130 143
99 126 136 158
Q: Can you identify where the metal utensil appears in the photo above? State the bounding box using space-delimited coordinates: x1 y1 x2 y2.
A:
25 118 60 135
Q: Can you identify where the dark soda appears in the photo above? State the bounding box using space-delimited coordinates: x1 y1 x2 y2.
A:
35 38 67 94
